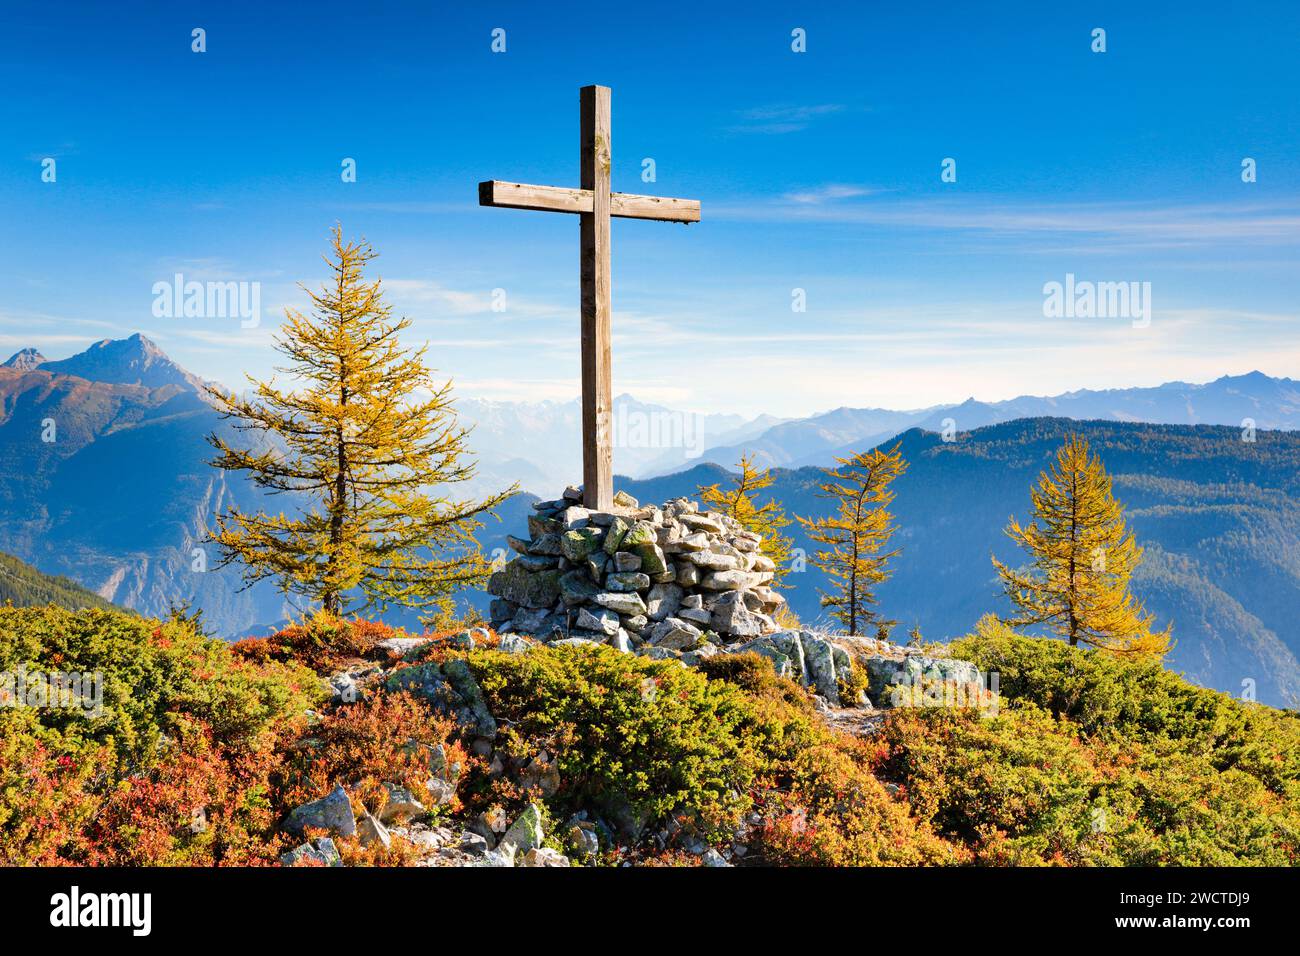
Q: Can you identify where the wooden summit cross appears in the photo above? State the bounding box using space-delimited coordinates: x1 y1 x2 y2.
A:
479 84 700 511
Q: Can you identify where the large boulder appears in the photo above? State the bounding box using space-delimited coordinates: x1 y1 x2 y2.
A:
488 561 563 608
283 785 356 839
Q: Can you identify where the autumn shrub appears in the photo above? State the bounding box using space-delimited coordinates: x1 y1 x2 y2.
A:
694 652 960 865
275 690 466 822
466 643 759 838
0 605 320 865
230 610 400 675
877 705 1101 864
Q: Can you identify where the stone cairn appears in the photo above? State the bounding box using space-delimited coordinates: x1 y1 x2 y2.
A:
488 486 784 661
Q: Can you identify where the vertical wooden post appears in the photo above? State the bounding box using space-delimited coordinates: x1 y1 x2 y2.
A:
580 85 613 511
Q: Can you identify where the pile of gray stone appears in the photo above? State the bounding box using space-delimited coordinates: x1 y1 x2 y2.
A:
488 487 785 658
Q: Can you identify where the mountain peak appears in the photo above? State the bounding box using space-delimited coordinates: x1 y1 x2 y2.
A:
2 347 47 371
37 334 204 391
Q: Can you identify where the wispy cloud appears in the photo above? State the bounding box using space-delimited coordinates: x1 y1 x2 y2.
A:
728 103 846 134
710 196 1300 250
782 184 877 204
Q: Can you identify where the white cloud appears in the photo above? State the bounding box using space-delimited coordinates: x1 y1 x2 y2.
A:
783 184 876 204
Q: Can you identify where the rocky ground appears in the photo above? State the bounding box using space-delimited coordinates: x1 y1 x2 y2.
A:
277 614 989 867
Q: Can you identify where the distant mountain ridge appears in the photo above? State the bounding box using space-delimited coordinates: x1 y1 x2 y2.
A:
438 370 1300 485
34 333 208 392
649 372 1300 475
0 335 289 637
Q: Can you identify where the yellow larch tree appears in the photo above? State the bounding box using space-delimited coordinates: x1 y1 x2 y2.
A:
992 434 1172 658
205 226 513 618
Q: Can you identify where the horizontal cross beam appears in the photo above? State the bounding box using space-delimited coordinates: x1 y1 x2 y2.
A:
479 180 700 223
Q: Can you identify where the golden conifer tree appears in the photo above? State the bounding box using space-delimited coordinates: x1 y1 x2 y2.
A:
992 434 1172 658
206 227 513 617
698 454 794 585
797 444 908 636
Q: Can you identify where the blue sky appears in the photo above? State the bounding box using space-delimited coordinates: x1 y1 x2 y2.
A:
2 0 1298 416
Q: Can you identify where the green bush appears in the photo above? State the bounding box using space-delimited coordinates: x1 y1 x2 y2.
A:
0 605 321 771
877 619 1300 865
950 616 1300 796
467 643 759 837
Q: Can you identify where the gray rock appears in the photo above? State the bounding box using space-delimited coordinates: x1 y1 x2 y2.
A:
375 637 431 657
731 631 808 684
283 784 356 839
577 606 621 637
689 550 743 572
610 628 632 653
500 803 545 854
679 606 713 626
440 658 499 738
488 561 563 608
862 653 983 706
489 598 516 623
552 637 603 648
700 569 751 590
649 617 701 651
527 532 564 556
498 634 531 654
560 569 601 606
711 596 769 637
561 527 603 561
676 562 701 587
613 551 642 572
606 571 651 592
680 513 725 534
426 777 456 805
280 837 343 867
328 672 360 704
358 811 392 849
511 606 564 637
603 516 631 554
527 514 560 538
557 506 591 530
459 831 490 856
594 590 648 616
612 490 639 508
566 823 601 861
669 531 712 553
802 634 840 704
520 847 571 867
646 582 684 622
378 783 427 824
